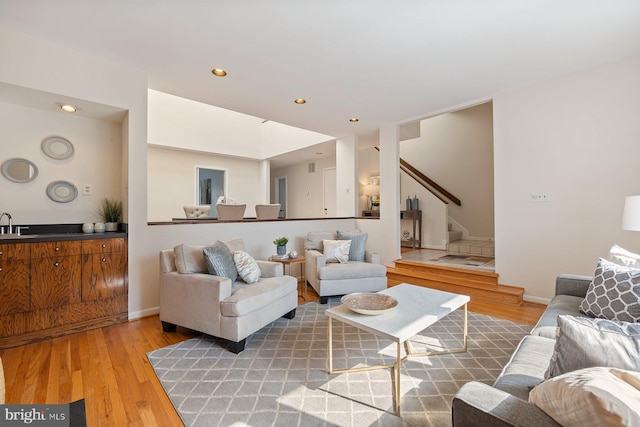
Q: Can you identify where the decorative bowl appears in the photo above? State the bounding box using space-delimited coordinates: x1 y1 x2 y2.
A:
341 293 398 315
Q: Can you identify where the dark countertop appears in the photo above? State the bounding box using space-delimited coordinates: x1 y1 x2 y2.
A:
0 232 127 244
0 223 128 244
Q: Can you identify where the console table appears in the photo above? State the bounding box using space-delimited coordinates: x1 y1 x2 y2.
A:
400 210 422 249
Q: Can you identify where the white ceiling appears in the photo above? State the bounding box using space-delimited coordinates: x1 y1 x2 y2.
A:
1 1 640 143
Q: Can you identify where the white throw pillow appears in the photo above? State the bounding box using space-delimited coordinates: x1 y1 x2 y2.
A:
233 251 261 283
323 239 351 264
608 244 640 268
530 367 640 427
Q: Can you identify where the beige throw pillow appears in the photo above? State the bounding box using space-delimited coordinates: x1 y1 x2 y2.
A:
323 239 351 264
530 367 640 427
173 244 209 274
234 251 261 284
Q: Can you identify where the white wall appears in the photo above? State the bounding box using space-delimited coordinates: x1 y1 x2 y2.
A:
494 55 640 301
0 102 122 224
147 146 262 221
271 156 336 218
401 102 495 238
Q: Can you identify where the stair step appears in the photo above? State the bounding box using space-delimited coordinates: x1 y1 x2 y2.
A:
387 261 524 306
393 260 498 287
448 230 463 241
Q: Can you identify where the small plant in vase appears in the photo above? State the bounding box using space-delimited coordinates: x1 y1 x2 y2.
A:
273 237 289 256
99 198 123 232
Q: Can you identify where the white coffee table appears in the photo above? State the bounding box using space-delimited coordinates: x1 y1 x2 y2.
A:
326 283 470 415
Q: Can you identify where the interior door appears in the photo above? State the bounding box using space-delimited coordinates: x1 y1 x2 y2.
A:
275 176 287 218
323 167 336 217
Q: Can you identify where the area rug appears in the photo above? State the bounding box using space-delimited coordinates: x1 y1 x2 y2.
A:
147 301 530 427
431 254 494 267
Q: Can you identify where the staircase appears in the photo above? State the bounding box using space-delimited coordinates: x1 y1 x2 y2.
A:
448 223 462 243
387 260 524 306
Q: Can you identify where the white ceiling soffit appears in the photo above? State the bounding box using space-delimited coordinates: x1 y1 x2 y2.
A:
1 1 640 139
0 82 127 123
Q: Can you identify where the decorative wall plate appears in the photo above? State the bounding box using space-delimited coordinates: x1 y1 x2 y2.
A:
41 136 74 160
46 180 78 203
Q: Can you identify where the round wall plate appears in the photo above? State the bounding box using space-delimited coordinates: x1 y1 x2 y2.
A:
46 180 78 203
42 136 74 160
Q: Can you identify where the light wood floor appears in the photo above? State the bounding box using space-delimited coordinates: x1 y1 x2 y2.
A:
0 285 545 426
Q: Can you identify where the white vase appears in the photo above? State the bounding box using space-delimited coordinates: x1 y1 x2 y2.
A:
94 222 106 233
105 222 118 232
82 223 94 233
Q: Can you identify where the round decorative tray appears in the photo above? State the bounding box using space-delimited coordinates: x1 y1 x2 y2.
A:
341 293 398 315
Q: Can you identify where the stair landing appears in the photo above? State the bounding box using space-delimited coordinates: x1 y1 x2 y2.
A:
389 248 523 306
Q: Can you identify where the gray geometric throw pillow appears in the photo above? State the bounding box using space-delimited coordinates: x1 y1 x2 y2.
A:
203 241 238 282
579 258 640 322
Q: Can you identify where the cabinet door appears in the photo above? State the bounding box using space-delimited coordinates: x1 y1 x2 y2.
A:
82 252 125 301
30 255 82 310
0 259 30 315
81 238 125 254
30 241 82 258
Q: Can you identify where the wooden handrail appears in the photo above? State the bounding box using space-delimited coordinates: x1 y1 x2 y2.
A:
400 159 462 206
400 164 449 204
373 146 462 206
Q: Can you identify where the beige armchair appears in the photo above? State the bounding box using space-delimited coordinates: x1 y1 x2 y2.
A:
305 230 387 303
255 204 281 220
183 205 211 218
216 204 246 221
159 238 298 353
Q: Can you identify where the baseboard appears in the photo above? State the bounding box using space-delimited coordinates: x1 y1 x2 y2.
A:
523 294 551 305
129 306 160 320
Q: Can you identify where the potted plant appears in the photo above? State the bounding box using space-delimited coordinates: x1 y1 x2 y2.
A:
273 236 289 256
99 198 123 232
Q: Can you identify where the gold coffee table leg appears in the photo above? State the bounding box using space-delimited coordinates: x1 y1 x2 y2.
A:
394 342 402 415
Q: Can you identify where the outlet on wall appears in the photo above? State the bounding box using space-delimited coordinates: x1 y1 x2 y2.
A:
530 192 550 202
83 184 93 195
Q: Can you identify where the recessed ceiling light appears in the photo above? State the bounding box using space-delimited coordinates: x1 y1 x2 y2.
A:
294 98 306 104
349 118 359 123
58 103 78 113
211 68 227 77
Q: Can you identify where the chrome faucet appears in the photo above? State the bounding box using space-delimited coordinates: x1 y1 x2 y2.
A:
0 212 13 234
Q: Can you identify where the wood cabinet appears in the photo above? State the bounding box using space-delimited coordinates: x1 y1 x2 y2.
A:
0 243 30 316
0 236 128 349
30 240 82 310
81 238 125 302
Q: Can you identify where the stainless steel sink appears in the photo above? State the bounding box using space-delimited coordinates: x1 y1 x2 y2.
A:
0 234 38 240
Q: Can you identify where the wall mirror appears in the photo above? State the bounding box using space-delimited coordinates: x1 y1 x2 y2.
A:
1 158 39 183
197 167 225 218
42 136 74 160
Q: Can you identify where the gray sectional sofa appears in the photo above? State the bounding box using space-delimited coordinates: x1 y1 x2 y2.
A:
452 274 592 427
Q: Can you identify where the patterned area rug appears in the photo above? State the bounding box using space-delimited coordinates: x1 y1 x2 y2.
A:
147 300 530 427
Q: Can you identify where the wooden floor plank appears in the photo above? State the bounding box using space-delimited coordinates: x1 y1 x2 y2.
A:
0 293 545 426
